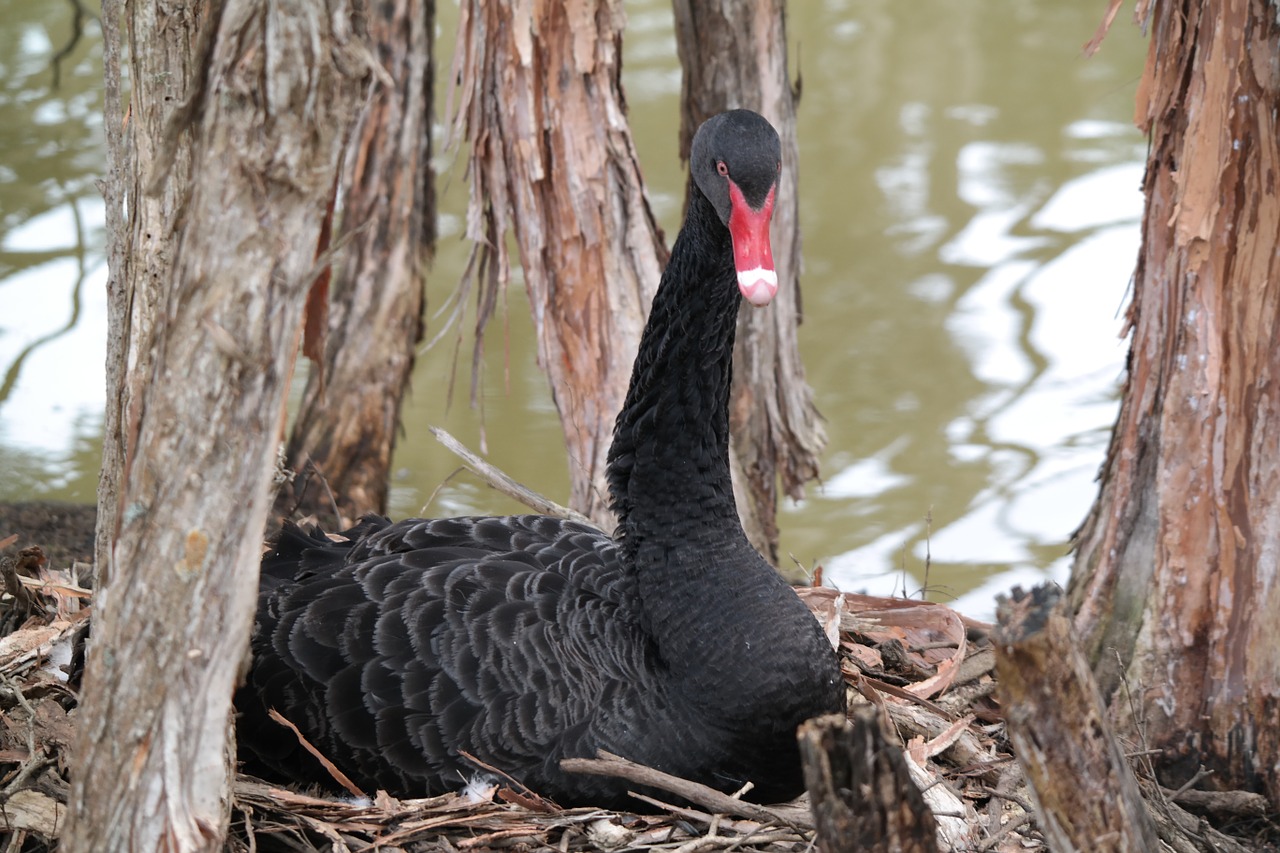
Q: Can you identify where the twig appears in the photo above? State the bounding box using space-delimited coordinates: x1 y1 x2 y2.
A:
977 811 1036 851
284 458 342 524
986 788 1036 815
419 467 467 516
1113 648 1158 781
921 507 933 601
430 427 592 525
859 675 951 716
670 829 801 853
456 749 559 812
1167 765 1213 802
1159 785 1270 820
267 707 365 800
625 791 806 850
560 751 808 831
0 676 53 798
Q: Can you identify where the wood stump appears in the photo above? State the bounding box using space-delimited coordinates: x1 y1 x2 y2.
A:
994 584 1160 852
799 709 939 853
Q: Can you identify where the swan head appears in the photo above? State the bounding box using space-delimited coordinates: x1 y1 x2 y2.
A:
691 110 782 307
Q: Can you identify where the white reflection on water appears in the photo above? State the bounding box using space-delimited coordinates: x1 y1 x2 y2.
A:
825 144 1142 620
0 248 107 459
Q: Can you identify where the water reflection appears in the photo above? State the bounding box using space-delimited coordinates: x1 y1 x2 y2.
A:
0 0 107 504
0 0 1147 619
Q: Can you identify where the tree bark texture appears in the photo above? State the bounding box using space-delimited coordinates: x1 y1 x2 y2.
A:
93 0 204 581
995 585 1161 852
273 0 435 527
799 711 939 853
68 3 364 850
449 0 668 529
1069 0 1280 804
672 0 825 564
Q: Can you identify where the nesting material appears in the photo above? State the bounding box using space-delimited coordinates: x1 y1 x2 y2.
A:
2 537 1273 851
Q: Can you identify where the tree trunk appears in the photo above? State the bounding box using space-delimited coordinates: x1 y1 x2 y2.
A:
69 3 363 849
1069 0 1280 805
93 0 203 581
672 0 824 563
448 0 668 529
273 0 435 528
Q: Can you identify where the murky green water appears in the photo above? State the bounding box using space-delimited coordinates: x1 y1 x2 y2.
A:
0 1 1146 619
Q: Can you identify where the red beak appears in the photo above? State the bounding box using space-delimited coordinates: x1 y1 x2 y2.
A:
727 181 778 306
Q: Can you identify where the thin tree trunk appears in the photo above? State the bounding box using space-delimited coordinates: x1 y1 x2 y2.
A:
273 0 435 527
68 3 364 849
672 0 825 563
449 0 667 529
1069 0 1280 804
93 0 203 581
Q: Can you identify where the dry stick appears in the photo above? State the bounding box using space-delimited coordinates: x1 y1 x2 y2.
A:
859 676 952 717
430 426 592 525
1112 648 1160 783
0 675 53 799
1100 650 1247 850
920 507 933 600
267 708 365 800
1167 765 1213 802
976 812 1036 852
625 790 774 834
419 467 467 517
559 751 808 830
669 829 800 853
455 749 560 813
627 800 806 853
1158 786 1271 820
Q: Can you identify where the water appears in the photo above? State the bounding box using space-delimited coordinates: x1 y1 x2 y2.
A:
0 1 1147 620
0 2 107 504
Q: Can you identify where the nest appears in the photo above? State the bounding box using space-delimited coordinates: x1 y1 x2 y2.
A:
2 530 1274 851
0 534 1025 852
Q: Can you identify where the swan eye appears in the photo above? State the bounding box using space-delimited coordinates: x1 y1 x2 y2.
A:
716 161 729 177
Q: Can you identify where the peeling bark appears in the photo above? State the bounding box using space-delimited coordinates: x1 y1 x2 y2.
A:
274 0 435 527
673 0 825 563
69 2 364 849
449 0 668 529
1070 0 1280 804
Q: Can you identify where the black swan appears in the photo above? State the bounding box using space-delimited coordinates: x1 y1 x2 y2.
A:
236 109 847 808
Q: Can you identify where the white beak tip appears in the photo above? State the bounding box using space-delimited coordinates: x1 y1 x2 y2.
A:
737 268 778 306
